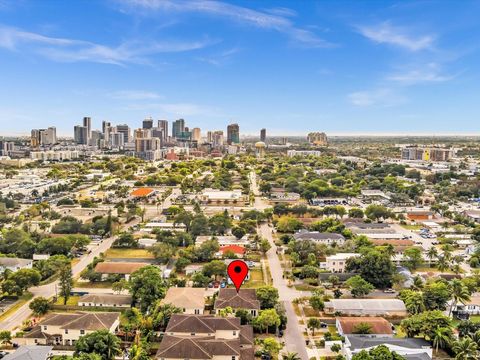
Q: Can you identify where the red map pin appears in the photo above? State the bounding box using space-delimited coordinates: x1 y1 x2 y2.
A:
227 260 249 292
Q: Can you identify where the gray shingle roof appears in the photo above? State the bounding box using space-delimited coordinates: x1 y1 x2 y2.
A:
347 335 431 350
2 346 53 360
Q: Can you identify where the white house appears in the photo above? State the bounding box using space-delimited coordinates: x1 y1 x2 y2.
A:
324 253 360 273
0 258 33 272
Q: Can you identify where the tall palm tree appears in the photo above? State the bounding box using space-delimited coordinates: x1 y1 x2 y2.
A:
437 255 450 273
452 337 478 360
427 247 438 267
282 352 301 360
432 327 452 355
449 279 471 316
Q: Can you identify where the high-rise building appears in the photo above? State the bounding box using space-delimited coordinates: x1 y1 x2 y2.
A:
109 132 125 149
89 130 103 147
401 146 453 162
260 128 266 142
158 120 168 140
172 119 185 139
0 141 15 156
74 125 88 145
102 121 112 148
227 123 240 145
31 127 57 147
212 131 224 147
83 117 92 141
207 131 213 143
307 132 328 146
116 124 131 143
143 117 154 129
192 128 201 142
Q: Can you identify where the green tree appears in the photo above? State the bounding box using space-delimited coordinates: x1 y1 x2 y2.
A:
256 286 279 309
276 216 303 233
202 260 227 280
449 279 471 316
191 272 211 287
259 238 271 254
403 247 423 270
282 352 301 360
262 337 283 357
151 303 182 331
74 330 121 360
29 297 51 316
345 275 374 298
309 293 325 312
353 322 373 334
307 318 321 336
423 280 452 311
254 309 281 334
150 243 175 264
129 265 167 313
0 330 12 346
432 327 453 355
59 263 73 305
346 249 395 289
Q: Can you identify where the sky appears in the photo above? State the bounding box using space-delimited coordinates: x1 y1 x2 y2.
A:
1 0 480 136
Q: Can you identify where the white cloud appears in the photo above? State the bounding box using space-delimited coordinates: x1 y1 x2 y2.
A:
348 88 405 107
357 22 434 51
119 0 332 48
0 24 214 65
123 102 223 117
387 63 454 85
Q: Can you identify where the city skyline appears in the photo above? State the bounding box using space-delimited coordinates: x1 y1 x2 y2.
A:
1 1 480 136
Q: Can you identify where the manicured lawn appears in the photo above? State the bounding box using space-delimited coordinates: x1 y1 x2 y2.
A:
104 248 154 259
54 295 80 306
401 224 423 230
242 268 265 288
73 280 115 289
0 292 33 322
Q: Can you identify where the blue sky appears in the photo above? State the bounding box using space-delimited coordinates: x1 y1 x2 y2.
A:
1 0 480 136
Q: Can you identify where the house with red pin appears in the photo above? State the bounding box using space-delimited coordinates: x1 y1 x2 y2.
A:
214 288 260 317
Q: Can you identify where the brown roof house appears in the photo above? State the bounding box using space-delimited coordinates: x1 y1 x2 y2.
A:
336 317 394 337
156 314 254 360
214 289 260 317
78 293 132 308
161 287 206 315
21 312 120 346
94 262 147 280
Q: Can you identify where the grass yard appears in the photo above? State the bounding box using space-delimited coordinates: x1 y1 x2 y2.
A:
401 224 423 230
242 268 265 288
104 248 154 259
73 280 115 289
294 284 319 292
54 295 80 306
302 305 321 318
0 292 33 322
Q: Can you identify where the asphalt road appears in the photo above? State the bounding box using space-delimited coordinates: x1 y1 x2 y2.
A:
250 171 309 360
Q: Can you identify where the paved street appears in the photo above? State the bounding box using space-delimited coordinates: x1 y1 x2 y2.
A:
250 171 310 360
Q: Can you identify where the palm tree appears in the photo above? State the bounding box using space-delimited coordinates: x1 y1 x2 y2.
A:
410 275 424 291
432 327 452 355
282 352 301 360
437 255 450 273
427 247 438 267
449 279 471 316
452 337 478 360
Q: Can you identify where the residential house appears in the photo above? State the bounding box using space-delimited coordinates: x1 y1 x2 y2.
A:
336 317 394 337
214 289 260 317
324 299 407 317
199 189 247 205
21 312 120 346
78 293 132 308
161 288 206 314
2 346 53 360
323 253 360 273
94 262 148 281
0 258 33 272
343 335 432 360
156 314 254 360
218 245 246 258
195 235 250 248
293 230 346 246
451 295 480 316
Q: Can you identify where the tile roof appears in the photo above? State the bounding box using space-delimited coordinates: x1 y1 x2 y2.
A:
326 299 407 313
131 187 155 197
78 293 132 306
166 314 241 333
219 245 246 255
338 317 393 335
293 231 345 241
39 312 120 331
161 287 206 309
156 336 242 359
214 289 260 310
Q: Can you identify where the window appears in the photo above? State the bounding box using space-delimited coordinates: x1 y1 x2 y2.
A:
65 329 69 334
233 331 237 336
43 326 47 331
190 333 195 336
232 356 236 360
80 330 85 335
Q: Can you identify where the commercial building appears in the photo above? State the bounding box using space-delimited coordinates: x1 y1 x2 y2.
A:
30 150 79 161
260 128 266 142
31 127 57 147
191 127 201 142
307 132 328 146
401 146 453 161
157 119 169 141
287 150 321 157
83 117 91 140
142 117 154 129
74 125 88 145
116 124 131 143
227 123 240 144
172 118 185 139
